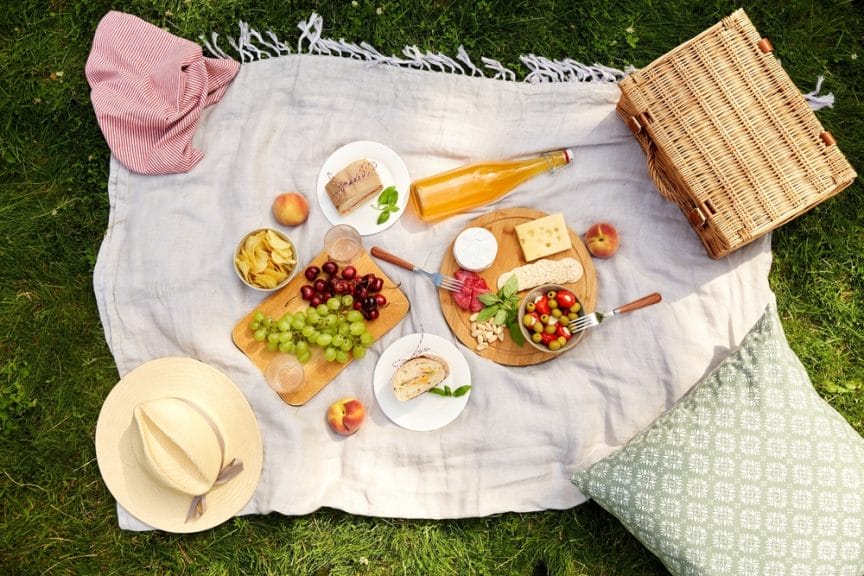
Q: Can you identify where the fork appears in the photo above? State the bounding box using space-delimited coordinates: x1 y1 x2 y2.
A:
370 246 465 292
569 293 662 333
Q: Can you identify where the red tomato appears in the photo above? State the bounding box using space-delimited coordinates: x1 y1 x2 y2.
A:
534 296 551 316
555 290 577 309
540 332 556 345
555 324 572 340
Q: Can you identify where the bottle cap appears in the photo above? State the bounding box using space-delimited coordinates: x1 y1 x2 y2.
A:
453 227 498 272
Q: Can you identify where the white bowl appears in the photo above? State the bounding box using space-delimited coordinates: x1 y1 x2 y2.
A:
233 228 298 292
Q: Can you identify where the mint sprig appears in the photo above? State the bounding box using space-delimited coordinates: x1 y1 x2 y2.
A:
373 186 400 224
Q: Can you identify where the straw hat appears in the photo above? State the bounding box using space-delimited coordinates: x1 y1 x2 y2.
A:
95 357 263 533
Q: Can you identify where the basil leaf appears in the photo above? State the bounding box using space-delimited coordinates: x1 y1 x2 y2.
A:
504 307 520 326
428 387 447 396
453 385 472 397
444 385 452 395
476 306 497 322
494 308 508 325
378 186 398 207
376 210 391 225
477 292 501 306
508 321 526 346
501 274 519 299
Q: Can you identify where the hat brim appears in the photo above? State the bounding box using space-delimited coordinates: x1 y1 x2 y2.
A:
96 357 263 533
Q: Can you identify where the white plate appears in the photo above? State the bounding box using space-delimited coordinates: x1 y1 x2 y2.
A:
316 141 411 236
373 333 472 432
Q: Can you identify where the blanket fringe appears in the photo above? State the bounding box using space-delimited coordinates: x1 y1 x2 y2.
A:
201 12 833 109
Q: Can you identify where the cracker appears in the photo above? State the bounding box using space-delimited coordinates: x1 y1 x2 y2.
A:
497 257 583 291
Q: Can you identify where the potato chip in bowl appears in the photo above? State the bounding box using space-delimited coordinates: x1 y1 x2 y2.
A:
234 228 297 291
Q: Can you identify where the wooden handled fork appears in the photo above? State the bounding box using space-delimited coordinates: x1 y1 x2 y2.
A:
569 293 662 333
370 246 465 292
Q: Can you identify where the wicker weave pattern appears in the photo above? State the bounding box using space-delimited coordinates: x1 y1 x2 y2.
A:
618 9 856 258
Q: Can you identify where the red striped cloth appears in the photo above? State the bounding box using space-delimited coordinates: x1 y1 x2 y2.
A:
85 12 240 175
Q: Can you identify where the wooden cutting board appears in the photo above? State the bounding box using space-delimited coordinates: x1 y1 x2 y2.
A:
233 249 410 405
438 208 597 366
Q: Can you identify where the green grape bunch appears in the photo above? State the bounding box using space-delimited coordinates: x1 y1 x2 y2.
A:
248 294 375 364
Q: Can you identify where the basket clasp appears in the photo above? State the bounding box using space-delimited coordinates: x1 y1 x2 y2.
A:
626 111 653 135
687 206 708 229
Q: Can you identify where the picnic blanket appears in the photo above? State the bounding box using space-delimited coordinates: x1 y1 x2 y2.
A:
92 21 776 529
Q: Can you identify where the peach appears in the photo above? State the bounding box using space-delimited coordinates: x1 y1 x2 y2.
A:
326 397 366 435
272 192 309 226
584 222 619 258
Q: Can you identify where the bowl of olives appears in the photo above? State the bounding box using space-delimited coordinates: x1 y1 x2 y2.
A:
517 284 586 354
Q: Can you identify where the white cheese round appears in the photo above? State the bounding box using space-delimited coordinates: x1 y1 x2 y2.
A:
453 227 498 272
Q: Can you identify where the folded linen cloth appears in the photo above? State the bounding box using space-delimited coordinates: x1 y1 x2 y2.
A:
85 11 240 175
93 49 775 529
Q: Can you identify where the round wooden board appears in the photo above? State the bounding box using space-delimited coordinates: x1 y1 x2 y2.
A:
438 208 597 366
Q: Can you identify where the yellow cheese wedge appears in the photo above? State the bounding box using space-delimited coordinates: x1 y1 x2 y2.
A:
514 213 572 261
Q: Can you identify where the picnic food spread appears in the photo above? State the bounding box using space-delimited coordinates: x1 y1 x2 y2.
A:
89 9 858 542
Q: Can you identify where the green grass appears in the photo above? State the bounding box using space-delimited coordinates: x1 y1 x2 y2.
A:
1 1 861 574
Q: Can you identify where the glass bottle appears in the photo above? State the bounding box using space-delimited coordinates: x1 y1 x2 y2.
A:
409 148 574 222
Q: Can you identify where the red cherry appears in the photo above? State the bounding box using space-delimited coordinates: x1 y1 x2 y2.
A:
362 308 379 321
313 278 328 293
369 277 384 293
300 285 315 300
304 266 320 282
374 294 387 307
341 266 357 281
322 261 339 276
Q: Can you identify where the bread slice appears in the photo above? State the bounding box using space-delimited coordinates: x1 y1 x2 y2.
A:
325 159 384 215
391 354 450 401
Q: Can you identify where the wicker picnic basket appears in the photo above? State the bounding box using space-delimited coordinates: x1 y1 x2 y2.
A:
617 9 857 259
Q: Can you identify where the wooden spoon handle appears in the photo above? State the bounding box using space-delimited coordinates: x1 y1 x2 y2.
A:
370 246 416 272
615 292 662 314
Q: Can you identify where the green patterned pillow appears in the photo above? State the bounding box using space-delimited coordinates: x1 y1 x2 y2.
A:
573 305 864 576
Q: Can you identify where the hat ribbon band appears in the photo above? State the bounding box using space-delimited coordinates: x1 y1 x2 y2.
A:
185 458 244 523
171 398 244 524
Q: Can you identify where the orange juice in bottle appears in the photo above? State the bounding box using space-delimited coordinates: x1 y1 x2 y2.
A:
410 149 574 222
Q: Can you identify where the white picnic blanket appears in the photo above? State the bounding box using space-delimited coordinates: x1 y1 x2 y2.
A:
93 52 774 529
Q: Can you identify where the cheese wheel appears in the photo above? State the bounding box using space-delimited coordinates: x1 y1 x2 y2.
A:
453 227 498 272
